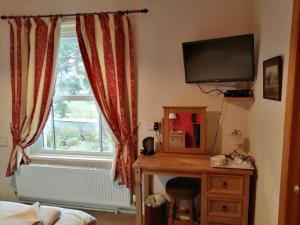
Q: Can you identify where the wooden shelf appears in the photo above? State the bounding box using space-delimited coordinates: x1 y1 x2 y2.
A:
224 97 255 102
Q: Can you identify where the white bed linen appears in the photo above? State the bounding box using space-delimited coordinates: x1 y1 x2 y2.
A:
0 201 97 225
0 202 41 225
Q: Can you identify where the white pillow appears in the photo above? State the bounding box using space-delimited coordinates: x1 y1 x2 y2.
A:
53 212 85 225
41 206 61 225
0 202 41 225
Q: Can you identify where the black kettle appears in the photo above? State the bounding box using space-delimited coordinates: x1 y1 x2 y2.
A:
141 137 155 155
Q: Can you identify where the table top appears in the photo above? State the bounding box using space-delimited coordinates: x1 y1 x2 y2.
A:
133 153 254 176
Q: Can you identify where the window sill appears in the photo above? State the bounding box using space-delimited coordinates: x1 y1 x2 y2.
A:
30 153 113 169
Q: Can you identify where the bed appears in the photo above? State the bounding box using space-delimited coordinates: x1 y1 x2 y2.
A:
0 201 97 225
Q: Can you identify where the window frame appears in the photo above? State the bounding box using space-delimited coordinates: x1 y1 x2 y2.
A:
29 19 114 159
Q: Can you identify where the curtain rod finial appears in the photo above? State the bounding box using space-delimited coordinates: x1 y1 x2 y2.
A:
1 15 7 19
142 8 149 13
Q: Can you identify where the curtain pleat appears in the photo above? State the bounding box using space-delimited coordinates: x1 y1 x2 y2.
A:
76 14 137 189
6 17 61 177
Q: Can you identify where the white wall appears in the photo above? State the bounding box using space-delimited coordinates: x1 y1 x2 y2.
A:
136 0 253 151
0 0 254 200
249 0 293 225
135 0 253 194
0 1 295 224
0 19 15 200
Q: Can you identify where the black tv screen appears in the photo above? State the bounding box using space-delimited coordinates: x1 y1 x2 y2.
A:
183 34 255 83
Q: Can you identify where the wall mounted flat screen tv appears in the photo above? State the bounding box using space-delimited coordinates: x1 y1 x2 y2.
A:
183 34 255 83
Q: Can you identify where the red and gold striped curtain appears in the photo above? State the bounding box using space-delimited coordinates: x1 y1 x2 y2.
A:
76 14 137 189
6 17 61 176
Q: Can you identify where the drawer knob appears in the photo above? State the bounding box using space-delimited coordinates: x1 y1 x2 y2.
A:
222 181 228 188
222 205 228 212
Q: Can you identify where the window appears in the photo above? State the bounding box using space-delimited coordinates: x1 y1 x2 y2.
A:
41 21 114 154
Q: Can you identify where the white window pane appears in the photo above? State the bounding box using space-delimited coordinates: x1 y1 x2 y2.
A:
42 21 114 154
101 120 114 152
56 38 91 96
54 119 100 152
53 100 100 152
53 100 99 120
43 112 54 149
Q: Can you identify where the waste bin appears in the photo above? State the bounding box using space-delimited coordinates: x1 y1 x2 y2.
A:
144 194 166 225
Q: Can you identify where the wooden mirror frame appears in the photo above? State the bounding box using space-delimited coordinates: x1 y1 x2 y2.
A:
162 106 207 154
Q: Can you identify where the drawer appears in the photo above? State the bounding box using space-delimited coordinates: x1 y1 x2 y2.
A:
169 134 185 140
169 134 185 148
169 135 183 143
208 175 244 195
169 140 184 148
208 198 242 219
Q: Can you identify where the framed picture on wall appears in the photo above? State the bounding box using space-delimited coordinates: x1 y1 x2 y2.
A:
263 56 283 101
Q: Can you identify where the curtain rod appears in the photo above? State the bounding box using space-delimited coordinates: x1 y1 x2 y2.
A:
0 8 149 20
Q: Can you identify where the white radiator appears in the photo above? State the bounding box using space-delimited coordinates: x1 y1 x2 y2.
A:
15 164 131 209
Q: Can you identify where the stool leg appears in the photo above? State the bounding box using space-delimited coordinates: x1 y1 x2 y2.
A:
187 199 195 223
192 200 196 222
168 197 175 225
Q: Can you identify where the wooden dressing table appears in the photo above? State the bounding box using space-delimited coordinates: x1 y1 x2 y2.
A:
133 154 253 225
134 107 254 225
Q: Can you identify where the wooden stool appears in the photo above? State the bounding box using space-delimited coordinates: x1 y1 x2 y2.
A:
166 177 200 225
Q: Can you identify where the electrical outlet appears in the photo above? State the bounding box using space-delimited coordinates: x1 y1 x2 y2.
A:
146 122 154 131
146 121 160 131
154 122 159 131
0 137 8 147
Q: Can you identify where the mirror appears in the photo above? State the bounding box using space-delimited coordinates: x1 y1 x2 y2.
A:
163 106 207 154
